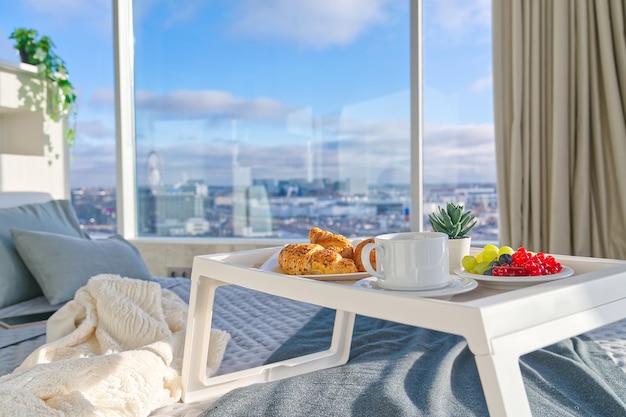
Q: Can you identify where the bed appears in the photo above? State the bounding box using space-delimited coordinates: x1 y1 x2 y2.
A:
0 192 625 416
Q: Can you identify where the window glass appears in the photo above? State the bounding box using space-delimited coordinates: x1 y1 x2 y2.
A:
132 1 412 238
423 0 497 242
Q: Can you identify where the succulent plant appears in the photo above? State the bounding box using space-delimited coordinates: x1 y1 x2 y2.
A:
428 202 477 239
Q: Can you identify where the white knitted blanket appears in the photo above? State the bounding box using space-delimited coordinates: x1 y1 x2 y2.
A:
0 274 230 417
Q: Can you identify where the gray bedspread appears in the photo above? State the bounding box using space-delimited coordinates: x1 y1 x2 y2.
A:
0 276 321 379
201 308 626 417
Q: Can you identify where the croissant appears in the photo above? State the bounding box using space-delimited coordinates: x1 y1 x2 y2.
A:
354 238 376 272
278 243 358 275
308 227 354 259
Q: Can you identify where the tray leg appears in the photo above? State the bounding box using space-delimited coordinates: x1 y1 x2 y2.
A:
181 275 356 403
181 274 222 401
328 309 356 363
474 352 532 417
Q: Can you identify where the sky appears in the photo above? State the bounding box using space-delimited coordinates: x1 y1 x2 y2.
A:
0 0 495 189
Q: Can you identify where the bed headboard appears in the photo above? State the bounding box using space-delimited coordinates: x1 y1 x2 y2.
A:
0 192 53 208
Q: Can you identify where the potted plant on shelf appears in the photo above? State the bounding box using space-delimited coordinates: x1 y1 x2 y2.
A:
428 202 477 272
9 28 77 147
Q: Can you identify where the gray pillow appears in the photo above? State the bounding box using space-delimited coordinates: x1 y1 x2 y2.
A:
11 229 153 305
0 200 87 308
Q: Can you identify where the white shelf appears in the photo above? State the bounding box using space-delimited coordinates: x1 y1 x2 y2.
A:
0 60 69 199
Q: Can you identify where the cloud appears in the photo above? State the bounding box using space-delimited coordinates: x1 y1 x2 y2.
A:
424 123 494 153
431 0 491 40
126 116 407 187
69 141 117 188
133 0 208 29
89 88 115 107
72 93 495 187
134 0 210 28
134 90 296 121
423 123 496 183
162 0 209 27
470 74 493 93
230 0 392 48
71 119 496 188
88 87 296 122
123 119 493 188
77 120 115 139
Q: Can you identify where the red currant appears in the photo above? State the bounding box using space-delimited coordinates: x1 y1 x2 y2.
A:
492 247 563 278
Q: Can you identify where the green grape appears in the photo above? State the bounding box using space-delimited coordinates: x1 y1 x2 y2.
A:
482 249 499 263
498 246 514 256
483 243 499 253
462 255 477 272
473 261 491 275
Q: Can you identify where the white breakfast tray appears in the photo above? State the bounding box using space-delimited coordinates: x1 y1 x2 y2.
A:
181 247 626 417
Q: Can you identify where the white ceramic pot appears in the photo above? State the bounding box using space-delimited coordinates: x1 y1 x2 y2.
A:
447 236 471 272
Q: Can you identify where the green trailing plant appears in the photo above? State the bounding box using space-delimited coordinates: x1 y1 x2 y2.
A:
9 28 77 147
428 202 477 239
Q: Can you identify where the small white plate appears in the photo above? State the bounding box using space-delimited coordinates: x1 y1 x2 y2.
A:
454 266 575 290
259 246 371 281
354 276 477 299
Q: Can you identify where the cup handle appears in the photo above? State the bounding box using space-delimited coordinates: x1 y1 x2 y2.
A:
361 243 384 280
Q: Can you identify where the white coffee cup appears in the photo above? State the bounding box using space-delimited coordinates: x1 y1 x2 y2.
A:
360 232 450 290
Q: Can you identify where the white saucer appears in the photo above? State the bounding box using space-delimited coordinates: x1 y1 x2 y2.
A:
354 276 477 299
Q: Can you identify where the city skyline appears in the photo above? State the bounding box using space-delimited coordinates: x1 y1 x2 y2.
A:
72 178 498 242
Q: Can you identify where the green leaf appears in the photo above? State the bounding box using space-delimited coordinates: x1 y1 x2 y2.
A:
459 220 477 236
428 214 445 231
450 222 462 238
449 207 461 224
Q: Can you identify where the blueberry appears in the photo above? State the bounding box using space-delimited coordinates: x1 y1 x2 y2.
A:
499 254 513 264
489 260 501 267
483 268 493 275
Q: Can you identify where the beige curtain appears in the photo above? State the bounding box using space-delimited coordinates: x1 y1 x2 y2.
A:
493 0 626 259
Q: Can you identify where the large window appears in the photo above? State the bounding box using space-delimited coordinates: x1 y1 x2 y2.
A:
1 1 496 242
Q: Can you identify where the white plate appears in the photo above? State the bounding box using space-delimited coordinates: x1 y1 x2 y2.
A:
354 276 477 299
259 246 371 281
454 266 575 290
